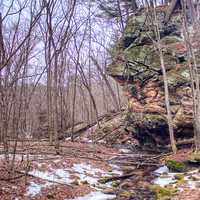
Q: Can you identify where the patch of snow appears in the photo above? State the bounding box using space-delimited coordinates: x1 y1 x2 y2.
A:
153 166 200 190
28 168 72 184
79 174 98 185
153 176 176 187
153 165 178 187
25 161 122 197
25 181 53 197
70 191 116 200
154 166 169 175
184 175 200 189
53 159 61 163
25 182 43 197
119 149 131 153
36 163 43 167
98 140 106 144
187 180 196 189
72 163 105 185
73 163 105 176
72 163 122 187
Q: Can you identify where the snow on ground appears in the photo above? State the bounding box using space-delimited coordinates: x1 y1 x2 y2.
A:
26 182 43 197
28 168 72 184
24 161 122 199
119 149 131 153
25 167 74 197
25 182 52 197
70 191 116 200
25 168 72 197
153 176 177 187
0 141 121 199
153 166 200 189
153 166 179 187
153 165 176 187
72 163 122 187
73 163 105 176
72 163 104 185
154 165 169 174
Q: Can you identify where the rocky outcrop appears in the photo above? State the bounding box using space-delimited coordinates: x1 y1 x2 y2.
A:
107 6 199 147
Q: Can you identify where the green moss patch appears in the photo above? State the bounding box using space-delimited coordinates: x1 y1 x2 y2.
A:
166 160 187 172
174 174 184 180
149 185 178 200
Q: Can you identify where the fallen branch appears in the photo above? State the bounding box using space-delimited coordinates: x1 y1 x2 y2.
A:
98 172 137 183
0 174 25 181
110 161 161 167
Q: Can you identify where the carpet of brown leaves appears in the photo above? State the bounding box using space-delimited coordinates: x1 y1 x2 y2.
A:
0 140 119 200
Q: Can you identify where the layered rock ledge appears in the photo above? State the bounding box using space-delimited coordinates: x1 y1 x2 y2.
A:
107 6 199 148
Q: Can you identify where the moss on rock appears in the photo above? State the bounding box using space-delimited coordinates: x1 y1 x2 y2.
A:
107 6 195 147
149 185 178 200
166 160 187 172
174 173 184 180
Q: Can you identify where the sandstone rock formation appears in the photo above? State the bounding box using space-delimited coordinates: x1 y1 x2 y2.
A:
107 6 199 147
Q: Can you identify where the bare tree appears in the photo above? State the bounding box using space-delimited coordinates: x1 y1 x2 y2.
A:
150 1 177 153
181 0 200 151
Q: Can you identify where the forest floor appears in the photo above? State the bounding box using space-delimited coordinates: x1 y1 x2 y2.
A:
168 148 200 200
0 141 119 200
1 141 200 200
152 148 200 200
0 139 159 200
0 111 200 200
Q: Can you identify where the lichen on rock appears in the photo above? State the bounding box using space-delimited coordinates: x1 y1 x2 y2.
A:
107 6 198 147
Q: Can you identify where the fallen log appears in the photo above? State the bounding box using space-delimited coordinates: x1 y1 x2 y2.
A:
62 111 122 139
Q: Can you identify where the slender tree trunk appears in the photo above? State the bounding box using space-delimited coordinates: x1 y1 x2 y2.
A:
153 4 177 153
53 53 59 151
182 0 200 151
71 64 78 142
159 50 177 153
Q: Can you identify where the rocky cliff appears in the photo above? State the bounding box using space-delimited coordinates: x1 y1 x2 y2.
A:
107 6 199 148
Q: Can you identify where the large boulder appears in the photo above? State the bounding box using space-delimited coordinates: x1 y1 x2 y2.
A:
107 6 199 147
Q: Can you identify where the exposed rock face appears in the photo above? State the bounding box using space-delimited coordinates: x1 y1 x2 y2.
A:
107 6 199 147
